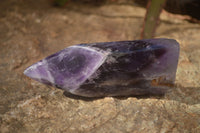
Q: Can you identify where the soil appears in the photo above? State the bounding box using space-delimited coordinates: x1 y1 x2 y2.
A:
0 0 200 133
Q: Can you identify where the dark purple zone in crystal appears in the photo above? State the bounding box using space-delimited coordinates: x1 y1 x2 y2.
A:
24 38 179 97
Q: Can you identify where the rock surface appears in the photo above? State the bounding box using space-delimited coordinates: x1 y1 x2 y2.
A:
0 0 200 133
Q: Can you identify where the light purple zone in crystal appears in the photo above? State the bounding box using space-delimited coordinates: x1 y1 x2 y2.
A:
24 46 107 91
141 39 179 83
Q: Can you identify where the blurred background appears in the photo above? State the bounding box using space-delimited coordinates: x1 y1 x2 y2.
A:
0 0 200 132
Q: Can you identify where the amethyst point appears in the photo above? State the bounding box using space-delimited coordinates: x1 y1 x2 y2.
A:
24 38 179 97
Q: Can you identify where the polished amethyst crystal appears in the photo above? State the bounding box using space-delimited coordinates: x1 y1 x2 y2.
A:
24 38 179 97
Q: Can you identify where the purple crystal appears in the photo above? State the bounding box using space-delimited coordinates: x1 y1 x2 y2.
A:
24 38 179 97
